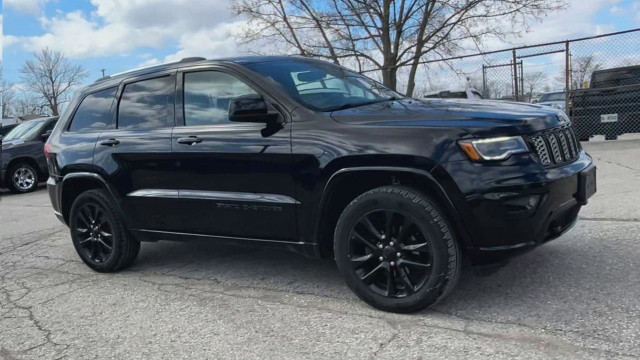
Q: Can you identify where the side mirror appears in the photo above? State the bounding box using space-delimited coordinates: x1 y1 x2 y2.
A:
229 94 271 123
41 130 53 141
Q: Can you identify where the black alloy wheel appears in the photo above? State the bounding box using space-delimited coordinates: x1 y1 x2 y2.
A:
73 201 115 264
335 186 460 313
70 189 140 272
348 209 434 298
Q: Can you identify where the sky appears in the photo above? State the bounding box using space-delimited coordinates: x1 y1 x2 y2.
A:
2 0 640 89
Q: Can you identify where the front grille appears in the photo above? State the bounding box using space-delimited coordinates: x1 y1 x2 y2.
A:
527 125 581 167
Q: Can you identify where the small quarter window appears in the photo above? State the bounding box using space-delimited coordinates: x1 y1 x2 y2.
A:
118 76 175 130
68 87 116 132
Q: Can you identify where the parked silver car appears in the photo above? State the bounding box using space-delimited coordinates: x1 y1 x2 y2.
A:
537 91 566 112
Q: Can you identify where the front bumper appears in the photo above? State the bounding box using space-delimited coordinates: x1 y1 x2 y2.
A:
438 150 594 264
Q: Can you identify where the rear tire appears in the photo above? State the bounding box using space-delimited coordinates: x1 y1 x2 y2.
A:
334 186 460 313
69 189 140 272
7 162 39 194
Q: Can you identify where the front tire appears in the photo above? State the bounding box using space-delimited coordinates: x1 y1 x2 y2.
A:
7 162 39 193
69 189 140 272
334 186 460 313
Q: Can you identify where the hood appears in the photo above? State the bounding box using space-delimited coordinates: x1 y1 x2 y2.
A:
330 98 565 136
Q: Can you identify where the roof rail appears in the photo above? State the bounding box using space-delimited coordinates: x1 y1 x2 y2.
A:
179 57 206 63
94 57 207 83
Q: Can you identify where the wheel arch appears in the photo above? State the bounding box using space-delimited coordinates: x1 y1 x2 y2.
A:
60 172 126 225
6 156 42 178
315 166 473 258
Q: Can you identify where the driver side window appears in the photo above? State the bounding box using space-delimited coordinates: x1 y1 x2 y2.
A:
183 71 258 126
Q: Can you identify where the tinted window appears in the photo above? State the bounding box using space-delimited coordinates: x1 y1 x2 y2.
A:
244 60 402 111
41 119 57 134
592 68 640 88
69 87 116 132
540 93 565 102
184 71 258 126
1 124 17 137
118 76 175 130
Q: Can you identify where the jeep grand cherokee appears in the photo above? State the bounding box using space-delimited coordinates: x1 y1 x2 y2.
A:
45 56 596 313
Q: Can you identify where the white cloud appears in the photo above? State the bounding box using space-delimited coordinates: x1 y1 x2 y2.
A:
136 22 247 67
90 0 232 34
507 0 623 46
7 0 244 60
3 34 21 49
163 21 249 62
18 11 169 58
4 0 49 16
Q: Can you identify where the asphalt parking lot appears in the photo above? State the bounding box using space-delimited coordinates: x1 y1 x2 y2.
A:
1 137 639 360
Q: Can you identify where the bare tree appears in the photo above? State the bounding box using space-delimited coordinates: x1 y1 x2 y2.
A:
13 96 49 117
21 48 88 116
1 64 14 118
233 0 566 96
523 71 547 101
2 80 16 118
570 55 601 90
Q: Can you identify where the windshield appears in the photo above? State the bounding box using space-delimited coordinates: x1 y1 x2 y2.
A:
244 60 403 111
3 120 47 141
539 92 565 102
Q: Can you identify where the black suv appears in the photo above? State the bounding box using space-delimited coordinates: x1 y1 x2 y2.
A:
46 57 596 312
2 117 58 193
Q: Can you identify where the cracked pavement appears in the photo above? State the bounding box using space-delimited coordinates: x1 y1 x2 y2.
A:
1 137 640 359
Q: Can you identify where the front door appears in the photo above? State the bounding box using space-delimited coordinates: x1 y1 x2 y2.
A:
93 72 180 232
172 69 297 241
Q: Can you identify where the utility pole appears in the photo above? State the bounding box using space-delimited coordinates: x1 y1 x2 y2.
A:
101 69 107 78
512 49 519 102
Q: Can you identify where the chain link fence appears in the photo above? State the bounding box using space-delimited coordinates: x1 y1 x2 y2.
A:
414 28 640 141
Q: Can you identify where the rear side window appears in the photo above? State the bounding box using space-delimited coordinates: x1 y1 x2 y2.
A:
592 68 640 88
69 87 116 132
118 76 175 130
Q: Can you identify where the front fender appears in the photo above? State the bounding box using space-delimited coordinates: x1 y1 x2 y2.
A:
310 165 474 256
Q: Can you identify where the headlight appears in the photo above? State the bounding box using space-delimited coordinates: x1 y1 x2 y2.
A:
458 136 529 161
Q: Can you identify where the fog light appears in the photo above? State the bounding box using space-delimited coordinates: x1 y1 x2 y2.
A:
503 195 541 213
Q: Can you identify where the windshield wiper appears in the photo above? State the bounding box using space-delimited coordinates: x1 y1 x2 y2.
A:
327 97 401 112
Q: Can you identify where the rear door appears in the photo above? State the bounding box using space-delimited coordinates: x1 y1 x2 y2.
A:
171 67 297 241
93 71 180 232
